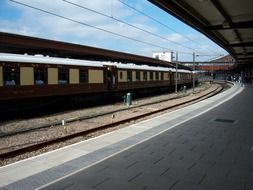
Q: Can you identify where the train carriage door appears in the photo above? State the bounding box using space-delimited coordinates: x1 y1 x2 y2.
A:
169 71 173 85
105 65 117 90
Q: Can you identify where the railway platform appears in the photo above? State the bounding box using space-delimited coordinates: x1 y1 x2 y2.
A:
1 82 252 190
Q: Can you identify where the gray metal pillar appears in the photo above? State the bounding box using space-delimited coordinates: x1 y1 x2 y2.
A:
193 52 195 93
175 52 178 93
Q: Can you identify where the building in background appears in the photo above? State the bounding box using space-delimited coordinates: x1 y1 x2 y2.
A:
210 55 235 63
153 52 172 62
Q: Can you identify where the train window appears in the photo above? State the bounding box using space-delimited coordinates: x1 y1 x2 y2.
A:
127 70 132 82
34 67 47 85
3 66 19 86
155 72 159 80
58 68 69 84
80 69 88 83
143 71 147 81
150 72 153 80
136 71 140 81
119 71 123 80
161 72 164 80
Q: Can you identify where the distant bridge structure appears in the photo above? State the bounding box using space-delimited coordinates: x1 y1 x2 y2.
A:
180 61 236 72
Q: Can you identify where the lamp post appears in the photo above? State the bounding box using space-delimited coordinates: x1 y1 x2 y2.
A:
175 52 178 94
192 52 196 93
171 51 178 94
212 62 214 81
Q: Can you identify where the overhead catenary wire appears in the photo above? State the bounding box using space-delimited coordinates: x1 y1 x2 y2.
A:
63 0 205 54
9 0 177 53
118 0 223 55
9 0 223 59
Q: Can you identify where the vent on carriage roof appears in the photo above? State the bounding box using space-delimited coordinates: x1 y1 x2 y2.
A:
214 118 236 124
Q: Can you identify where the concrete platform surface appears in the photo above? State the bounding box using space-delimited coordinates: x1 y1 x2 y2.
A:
1 83 251 190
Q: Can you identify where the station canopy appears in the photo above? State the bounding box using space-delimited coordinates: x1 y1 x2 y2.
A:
149 0 253 64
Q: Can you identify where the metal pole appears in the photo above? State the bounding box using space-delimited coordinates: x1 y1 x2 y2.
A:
170 51 174 62
212 62 214 81
175 52 178 93
193 52 195 93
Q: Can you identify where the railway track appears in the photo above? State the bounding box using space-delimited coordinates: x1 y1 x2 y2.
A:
0 82 228 163
0 83 210 138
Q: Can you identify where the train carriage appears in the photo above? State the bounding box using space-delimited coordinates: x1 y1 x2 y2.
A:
0 53 108 100
0 53 194 102
104 63 173 91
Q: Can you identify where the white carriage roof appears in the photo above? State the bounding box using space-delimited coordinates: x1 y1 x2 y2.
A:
104 62 171 72
104 62 191 73
169 68 192 73
0 53 191 73
0 53 103 67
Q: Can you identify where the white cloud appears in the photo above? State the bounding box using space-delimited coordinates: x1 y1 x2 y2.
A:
166 33 185 43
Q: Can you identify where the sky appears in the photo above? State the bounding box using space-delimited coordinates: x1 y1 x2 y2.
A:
0 0 228 61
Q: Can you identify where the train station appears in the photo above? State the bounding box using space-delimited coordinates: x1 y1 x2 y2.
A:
0 0 253 189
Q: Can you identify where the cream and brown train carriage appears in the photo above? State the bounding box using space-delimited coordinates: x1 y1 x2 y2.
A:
169 68 193 86
0 53 193 103
104 62 174 91
0 53 107 101
103 62 193 93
